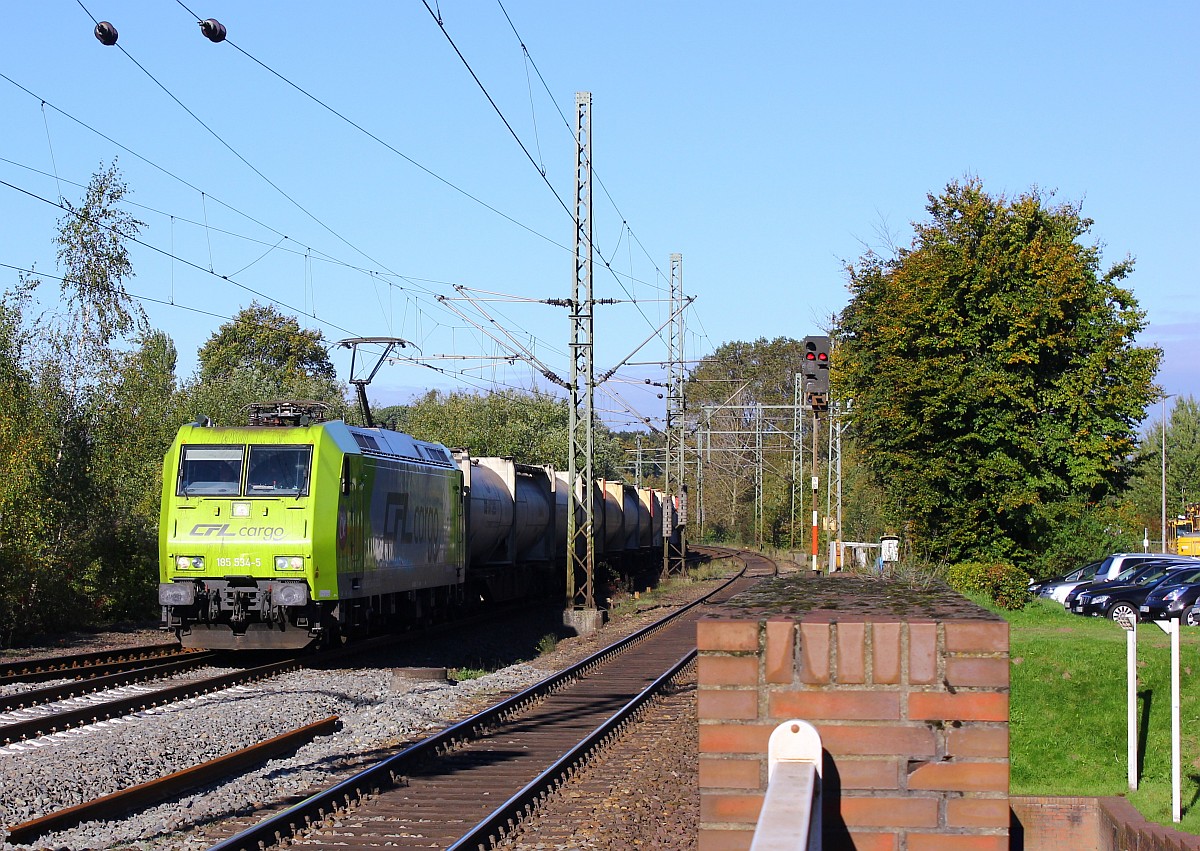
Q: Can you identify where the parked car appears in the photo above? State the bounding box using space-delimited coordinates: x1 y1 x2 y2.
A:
1139 566 1200 621
1093 552 1184 583
1185 602 1200 627
1071 560 1200 621
1033 561 1105 605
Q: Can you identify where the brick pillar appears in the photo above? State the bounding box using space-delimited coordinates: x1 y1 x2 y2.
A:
698 575 1009 851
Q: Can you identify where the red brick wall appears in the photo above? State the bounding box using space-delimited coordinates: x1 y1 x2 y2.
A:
698 601 1010 850
1011 795 1200 851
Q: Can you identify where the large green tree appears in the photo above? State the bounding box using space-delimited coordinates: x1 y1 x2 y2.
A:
187 303 345 425
197 301 337 384
837 179 1160 564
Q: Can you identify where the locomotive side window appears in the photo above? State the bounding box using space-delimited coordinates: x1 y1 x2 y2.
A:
179 446 244 495
247 445 312 496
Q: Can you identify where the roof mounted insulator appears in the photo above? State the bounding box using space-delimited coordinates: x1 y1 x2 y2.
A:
94 21 118 46
199 19 227 43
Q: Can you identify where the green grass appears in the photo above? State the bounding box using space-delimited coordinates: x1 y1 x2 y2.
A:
989 595 1200 832
447 666 490 681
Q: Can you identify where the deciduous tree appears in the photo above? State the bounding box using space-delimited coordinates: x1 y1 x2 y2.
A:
197 302 337 384
1125 396 1200 541
391 388 624 476
837 179 1160 563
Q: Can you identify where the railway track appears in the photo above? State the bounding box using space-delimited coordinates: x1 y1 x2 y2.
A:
0 655 302 746
4 716 341 846
205 547 773 850
0 651 221 711
0 642 190 685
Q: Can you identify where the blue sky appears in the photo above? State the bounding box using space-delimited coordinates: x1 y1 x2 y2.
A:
2 2 1197 431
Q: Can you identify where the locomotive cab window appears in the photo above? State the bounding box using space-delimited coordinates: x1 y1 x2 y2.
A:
247 445 312 496
178 446 244 495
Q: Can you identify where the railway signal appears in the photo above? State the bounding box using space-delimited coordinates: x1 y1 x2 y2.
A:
803 335 830 411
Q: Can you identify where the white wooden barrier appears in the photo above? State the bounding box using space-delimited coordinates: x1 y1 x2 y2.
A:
749 720 822 851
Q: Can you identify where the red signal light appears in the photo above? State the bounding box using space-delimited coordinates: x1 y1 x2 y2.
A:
817 352 828 362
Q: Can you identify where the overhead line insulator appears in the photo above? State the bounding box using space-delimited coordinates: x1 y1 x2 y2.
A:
94 21 118 46
199 19 227 43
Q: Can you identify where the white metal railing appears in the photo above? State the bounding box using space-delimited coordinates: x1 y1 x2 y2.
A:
749 719 823 851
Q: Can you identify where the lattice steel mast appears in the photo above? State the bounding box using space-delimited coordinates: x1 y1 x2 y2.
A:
663 253 687 577
566 91 596 614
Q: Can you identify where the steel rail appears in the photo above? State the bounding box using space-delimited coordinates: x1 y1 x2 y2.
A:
0 651 221 712
4 715 340 846
0 643 187 683
448 652 697 851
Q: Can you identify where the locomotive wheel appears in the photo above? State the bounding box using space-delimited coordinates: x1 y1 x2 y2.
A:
321 618 345 649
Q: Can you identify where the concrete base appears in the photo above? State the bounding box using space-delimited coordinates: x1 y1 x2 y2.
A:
563 607 604 636
391 667 450 690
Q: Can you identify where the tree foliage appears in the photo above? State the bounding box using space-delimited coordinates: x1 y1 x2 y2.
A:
387 388 624 477
0 167 173 642
197 301 337 384
683 337 812 545
837 179 1160 564
1125 396 1200 539
187 303 345 426
53 160 147 388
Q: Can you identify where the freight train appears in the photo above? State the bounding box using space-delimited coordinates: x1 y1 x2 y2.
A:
158 401 675 649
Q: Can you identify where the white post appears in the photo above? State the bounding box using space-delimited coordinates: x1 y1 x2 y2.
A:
1153 618 1182 822
1122 615 1137 790
1172 620 1181 823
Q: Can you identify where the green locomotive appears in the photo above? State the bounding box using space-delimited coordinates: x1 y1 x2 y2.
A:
159 401 668 650
159 402 470 649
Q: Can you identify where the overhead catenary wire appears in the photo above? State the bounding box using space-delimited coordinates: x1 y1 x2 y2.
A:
425 2 681 349
75 0 404 284
195 7 686 360
494 0 670 291
1 257 546 399
35 8 709 422
171 0 573 258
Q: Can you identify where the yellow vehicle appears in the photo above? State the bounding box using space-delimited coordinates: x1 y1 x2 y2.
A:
1169 503 1200 556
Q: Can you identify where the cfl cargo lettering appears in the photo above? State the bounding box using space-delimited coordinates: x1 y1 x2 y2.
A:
189 523 287 540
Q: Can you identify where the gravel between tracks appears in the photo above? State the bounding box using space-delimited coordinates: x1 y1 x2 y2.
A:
0 575 732 851
508 668 699 851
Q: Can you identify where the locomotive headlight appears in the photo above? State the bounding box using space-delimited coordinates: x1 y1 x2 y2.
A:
274 556 304 571
159 581 196 606
232 501 251 518
273 582 308 606
176 556 204 570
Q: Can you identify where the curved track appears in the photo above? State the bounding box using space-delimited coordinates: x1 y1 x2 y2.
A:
208 547 774 850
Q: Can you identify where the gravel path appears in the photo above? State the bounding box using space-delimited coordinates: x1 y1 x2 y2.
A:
0 575 732 851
